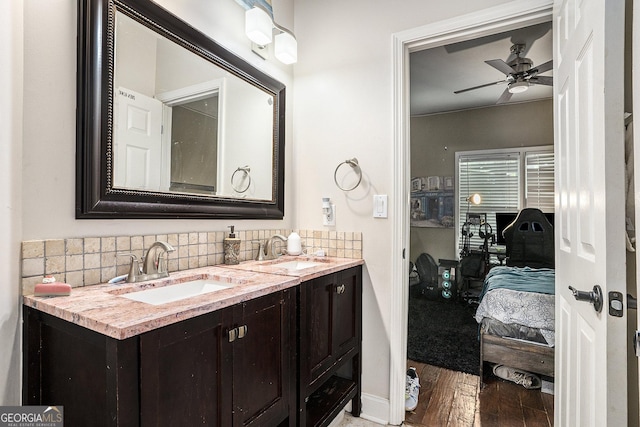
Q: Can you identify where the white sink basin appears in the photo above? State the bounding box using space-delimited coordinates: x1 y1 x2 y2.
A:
121 279 233 305
274 261 322 270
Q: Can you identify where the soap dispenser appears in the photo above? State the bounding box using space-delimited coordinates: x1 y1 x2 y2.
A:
287 231 302 256
223 225 241 265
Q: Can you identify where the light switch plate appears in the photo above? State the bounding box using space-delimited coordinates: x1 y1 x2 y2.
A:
373 195 388 218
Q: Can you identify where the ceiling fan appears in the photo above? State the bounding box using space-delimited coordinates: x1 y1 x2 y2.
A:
454 43 553 103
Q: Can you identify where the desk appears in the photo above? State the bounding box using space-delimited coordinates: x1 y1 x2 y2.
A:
487 246 507 265
459 245 506 302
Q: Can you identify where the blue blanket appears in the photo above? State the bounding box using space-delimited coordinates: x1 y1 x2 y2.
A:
479 266 555 300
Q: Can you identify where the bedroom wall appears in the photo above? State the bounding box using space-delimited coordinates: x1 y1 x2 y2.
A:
409 99 554 265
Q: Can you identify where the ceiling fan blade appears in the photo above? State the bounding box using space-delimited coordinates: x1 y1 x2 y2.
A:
530 75 553 86
454 80 507 94
485 59 517 75
496 88 513 104
531 59 553 74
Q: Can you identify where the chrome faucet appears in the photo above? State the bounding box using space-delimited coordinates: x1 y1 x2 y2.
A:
121 241 175 283
264 234 287 260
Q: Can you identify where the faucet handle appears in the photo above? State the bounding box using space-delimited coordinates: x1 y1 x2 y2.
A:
117 253 141 282
251 240 265 261
117 252 139 263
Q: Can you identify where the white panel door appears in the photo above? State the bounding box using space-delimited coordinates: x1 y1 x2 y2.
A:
554 0 626 425
113 87 163 190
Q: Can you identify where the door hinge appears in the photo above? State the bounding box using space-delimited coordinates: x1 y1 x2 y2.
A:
634 331 640 357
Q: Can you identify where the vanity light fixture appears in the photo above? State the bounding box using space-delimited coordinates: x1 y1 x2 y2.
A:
274 28 297 64
245 5 297 64
245 6 273 46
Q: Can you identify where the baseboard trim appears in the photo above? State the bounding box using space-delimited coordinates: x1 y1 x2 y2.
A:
360 392 391 425
326 393 392 426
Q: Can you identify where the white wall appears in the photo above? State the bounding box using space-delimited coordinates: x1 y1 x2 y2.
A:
0 0 23 405
293 0 513 418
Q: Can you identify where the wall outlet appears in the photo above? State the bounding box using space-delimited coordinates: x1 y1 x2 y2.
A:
323 204 336 226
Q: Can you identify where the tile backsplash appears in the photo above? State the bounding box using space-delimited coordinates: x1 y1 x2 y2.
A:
21 229 363 294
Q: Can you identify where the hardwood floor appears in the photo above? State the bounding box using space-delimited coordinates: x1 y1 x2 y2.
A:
404 360 554 427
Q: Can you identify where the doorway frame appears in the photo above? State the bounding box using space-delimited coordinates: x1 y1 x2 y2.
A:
390 0 553 423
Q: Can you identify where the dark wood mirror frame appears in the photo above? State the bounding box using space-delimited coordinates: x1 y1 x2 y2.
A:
76 0 285 219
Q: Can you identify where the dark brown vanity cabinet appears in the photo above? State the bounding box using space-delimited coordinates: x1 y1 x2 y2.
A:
298 266 362 427
23 289 295 427
140 289 295 427
230 290 295 427
139 308 231 426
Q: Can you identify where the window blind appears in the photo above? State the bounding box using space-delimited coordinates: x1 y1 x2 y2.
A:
458 154 520 252
525 151 555 211
456 147 554 256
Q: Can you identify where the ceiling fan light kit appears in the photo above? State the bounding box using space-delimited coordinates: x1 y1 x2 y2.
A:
454 43 552 104
508 81 529 94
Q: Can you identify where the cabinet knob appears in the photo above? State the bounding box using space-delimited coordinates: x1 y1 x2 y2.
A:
228 328 237 342
336 284 346 294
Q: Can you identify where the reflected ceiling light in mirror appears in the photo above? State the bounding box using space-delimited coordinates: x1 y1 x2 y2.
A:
244 5 297 64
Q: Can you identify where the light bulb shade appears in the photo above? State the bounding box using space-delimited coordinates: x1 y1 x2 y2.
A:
245 7 273 46
467 193 482 205
508 81 529 94
274 31 297 64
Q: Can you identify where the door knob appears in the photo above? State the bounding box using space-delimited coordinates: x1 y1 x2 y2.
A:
568 285 603 313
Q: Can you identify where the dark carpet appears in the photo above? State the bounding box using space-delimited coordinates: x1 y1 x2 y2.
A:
407 291 480 376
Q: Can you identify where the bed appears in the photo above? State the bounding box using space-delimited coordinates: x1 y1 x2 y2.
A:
474 208 556 384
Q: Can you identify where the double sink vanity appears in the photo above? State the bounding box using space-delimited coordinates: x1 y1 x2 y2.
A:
23 255 363 427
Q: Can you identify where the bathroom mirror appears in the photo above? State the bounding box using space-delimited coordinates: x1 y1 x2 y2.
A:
76 0 285 218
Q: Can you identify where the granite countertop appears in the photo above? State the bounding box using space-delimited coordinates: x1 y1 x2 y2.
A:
23 256 363 340
223 255 364 281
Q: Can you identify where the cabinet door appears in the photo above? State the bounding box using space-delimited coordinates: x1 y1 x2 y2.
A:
140 308 232 427
301 267 362 387
332 267 362 359
231 289 294 427
23 307 139 427
301 272 337 385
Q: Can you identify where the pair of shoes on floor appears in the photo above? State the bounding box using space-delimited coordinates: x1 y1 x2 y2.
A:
492 364 541 389
405 367 420 411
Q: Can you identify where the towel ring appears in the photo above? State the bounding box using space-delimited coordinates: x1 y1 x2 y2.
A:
231 166 251 193
334 158 362 191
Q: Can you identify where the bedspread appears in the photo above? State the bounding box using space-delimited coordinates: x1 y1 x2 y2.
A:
480 266 555 299
475 288 555 346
